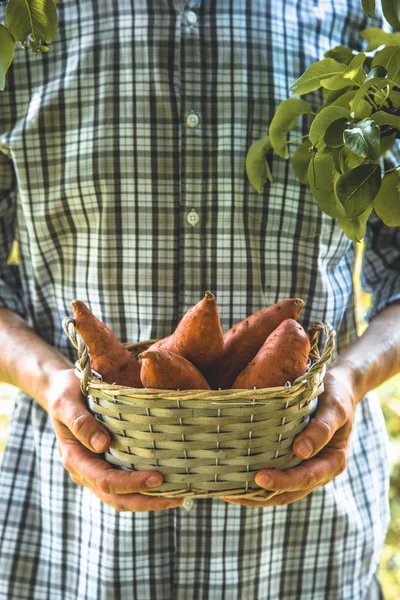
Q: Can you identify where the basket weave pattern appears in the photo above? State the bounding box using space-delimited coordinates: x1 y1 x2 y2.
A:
63 320 335 500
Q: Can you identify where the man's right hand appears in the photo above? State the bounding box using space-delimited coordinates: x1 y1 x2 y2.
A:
46 368 183 512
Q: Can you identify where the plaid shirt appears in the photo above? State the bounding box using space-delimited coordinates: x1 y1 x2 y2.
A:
0 1 399 598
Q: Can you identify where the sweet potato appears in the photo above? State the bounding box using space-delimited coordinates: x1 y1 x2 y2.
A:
232 319 310 389
146 334 178 355
148 291 224 370
206 298 304 389
72 300 142 387
139 349 211 390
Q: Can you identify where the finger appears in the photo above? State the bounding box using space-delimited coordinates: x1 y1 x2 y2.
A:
223 488 315 508
51 392 111 453
293 388 352 460
255 446 347 492
56 426 164 494
70 474 184 512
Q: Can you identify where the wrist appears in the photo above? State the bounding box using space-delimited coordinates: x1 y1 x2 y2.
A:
326 358 365 405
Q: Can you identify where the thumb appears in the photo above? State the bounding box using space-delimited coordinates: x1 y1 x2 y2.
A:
48 370 110 453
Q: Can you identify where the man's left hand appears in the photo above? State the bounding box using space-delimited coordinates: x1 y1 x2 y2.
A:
223 366 356 508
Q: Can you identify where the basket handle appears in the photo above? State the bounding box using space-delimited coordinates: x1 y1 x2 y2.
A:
62 317 92 395
306 321 336 378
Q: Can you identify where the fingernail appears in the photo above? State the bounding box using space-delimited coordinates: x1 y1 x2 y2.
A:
296 438 314 458
90 431 108 451
256 474 273 489
146 476 162 488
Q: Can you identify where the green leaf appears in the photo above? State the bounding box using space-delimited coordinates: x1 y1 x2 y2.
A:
338 205 374 242
362 0 376 18
289 58 347 96
343 118 381 161
330 90 357 109
291 139 311 185
382 0 400 30
389 88 400 105
371 109 400 129
269 98 313 159
371 46 400 80
360 28 400 51
307 143 346 219
0 24 15 92
374 171 400 225
321 53 366 90
351 76 388 114
333 147 347 174
366 65 388 81
380 131 397 154
352 99 372 119
342 146 367 169
322 86 352 105
6 0 58 45
246 136 273 194
324 118 349 148
335 163 381 218
7 240 19 265
324 46 354 65
309 106 350 145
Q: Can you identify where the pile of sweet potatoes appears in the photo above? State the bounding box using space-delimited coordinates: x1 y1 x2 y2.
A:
71 292 311 391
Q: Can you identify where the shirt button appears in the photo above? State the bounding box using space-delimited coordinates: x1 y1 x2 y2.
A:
186 111 200 128
186 209 200 226
185 10 197 26
182 497 195 511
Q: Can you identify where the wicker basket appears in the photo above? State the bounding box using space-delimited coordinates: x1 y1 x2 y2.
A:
63 319 335 501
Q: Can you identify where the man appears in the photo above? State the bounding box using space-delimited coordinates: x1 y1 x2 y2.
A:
0 0 399 598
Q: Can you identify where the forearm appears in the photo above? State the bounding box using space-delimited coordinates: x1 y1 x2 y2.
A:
0 307 72 412
330 302 400 404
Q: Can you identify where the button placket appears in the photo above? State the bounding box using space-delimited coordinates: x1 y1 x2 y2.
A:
179 1 203 318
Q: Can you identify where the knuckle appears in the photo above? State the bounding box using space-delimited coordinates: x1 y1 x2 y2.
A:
60 447 74 473
332 397 350 424
315 419 333 439
51 394 66 419
70 413 91 438
97 476 112 495
114 499 131 513
337 451 347 475
274 493 289 506
62 455 72 473
302 471 317 489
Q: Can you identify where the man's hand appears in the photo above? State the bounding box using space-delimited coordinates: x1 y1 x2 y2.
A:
47 369 183 512
223 366 355 508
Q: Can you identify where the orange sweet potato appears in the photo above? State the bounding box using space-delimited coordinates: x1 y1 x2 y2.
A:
72 300 142 387
139 349 211 390
231 319 310 389
148 291 224 370
206 298 304 389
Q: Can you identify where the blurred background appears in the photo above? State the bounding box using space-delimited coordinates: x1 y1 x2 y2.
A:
0 244 399 598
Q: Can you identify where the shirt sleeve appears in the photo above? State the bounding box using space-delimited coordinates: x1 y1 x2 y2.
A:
361 144 400 322
0 150 26 319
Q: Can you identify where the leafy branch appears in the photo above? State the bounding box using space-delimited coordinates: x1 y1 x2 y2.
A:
0 0 59 90
246 0 400 241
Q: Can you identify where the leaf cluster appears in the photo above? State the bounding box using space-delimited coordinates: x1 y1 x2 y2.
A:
0 0 58 91
247 26 400 242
